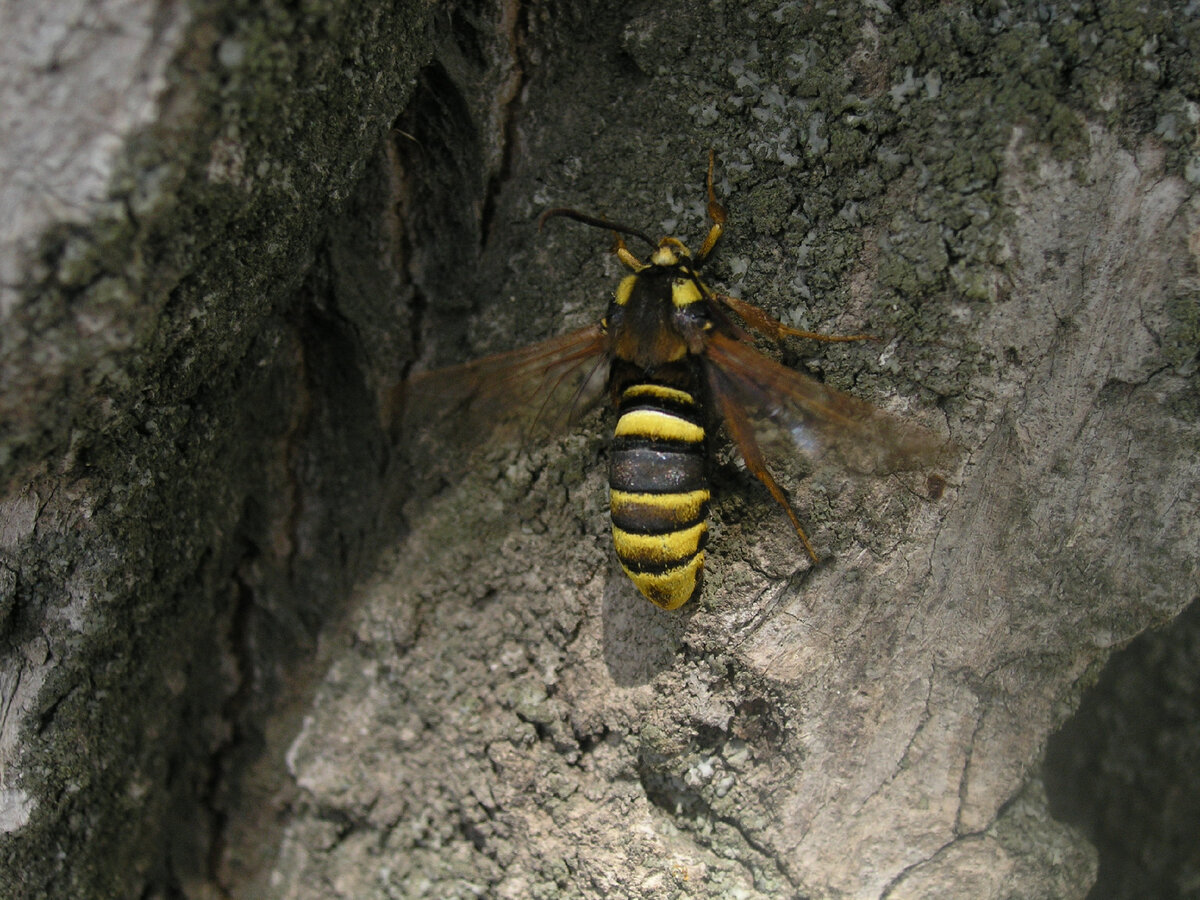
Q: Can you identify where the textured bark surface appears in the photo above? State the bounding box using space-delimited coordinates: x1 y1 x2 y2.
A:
1 0 1197 898
0 0 438 896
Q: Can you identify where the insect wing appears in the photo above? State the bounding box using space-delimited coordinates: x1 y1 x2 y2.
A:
703 331 950 475
397 324 609 468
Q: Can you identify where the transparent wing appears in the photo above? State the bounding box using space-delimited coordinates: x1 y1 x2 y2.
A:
702 331 952 476
394 324 610 468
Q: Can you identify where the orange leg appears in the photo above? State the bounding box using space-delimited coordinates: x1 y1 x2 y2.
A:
696 150 727 265
711 290 877 344
711 373 820 563
613 234 645 271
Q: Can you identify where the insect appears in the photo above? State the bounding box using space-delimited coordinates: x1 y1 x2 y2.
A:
401 153 947 609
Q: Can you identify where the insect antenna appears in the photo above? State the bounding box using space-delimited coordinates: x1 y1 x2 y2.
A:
538 208 656 250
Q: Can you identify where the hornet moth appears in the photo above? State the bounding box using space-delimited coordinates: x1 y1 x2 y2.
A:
401 153 948 609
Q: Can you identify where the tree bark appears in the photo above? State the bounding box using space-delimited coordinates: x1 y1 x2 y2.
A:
1 1 1197 898
0 0 438 895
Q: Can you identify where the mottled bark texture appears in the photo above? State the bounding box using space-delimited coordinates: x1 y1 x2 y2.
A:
1 1 1197 898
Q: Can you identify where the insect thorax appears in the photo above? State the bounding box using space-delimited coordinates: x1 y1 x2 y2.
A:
607 266 711 369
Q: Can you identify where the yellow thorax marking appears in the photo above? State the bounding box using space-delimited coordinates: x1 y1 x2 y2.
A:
670 278 703 309
615 274 637 306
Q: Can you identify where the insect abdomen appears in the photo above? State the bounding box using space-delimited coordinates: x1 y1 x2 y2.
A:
608 382 710 609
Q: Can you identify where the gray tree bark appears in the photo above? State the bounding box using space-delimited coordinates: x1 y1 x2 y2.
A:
1 1 1197 898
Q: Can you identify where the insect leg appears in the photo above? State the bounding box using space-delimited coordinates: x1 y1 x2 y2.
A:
614 235 646 271
711 291 876 344
695 150 727 265
709 369 820 563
